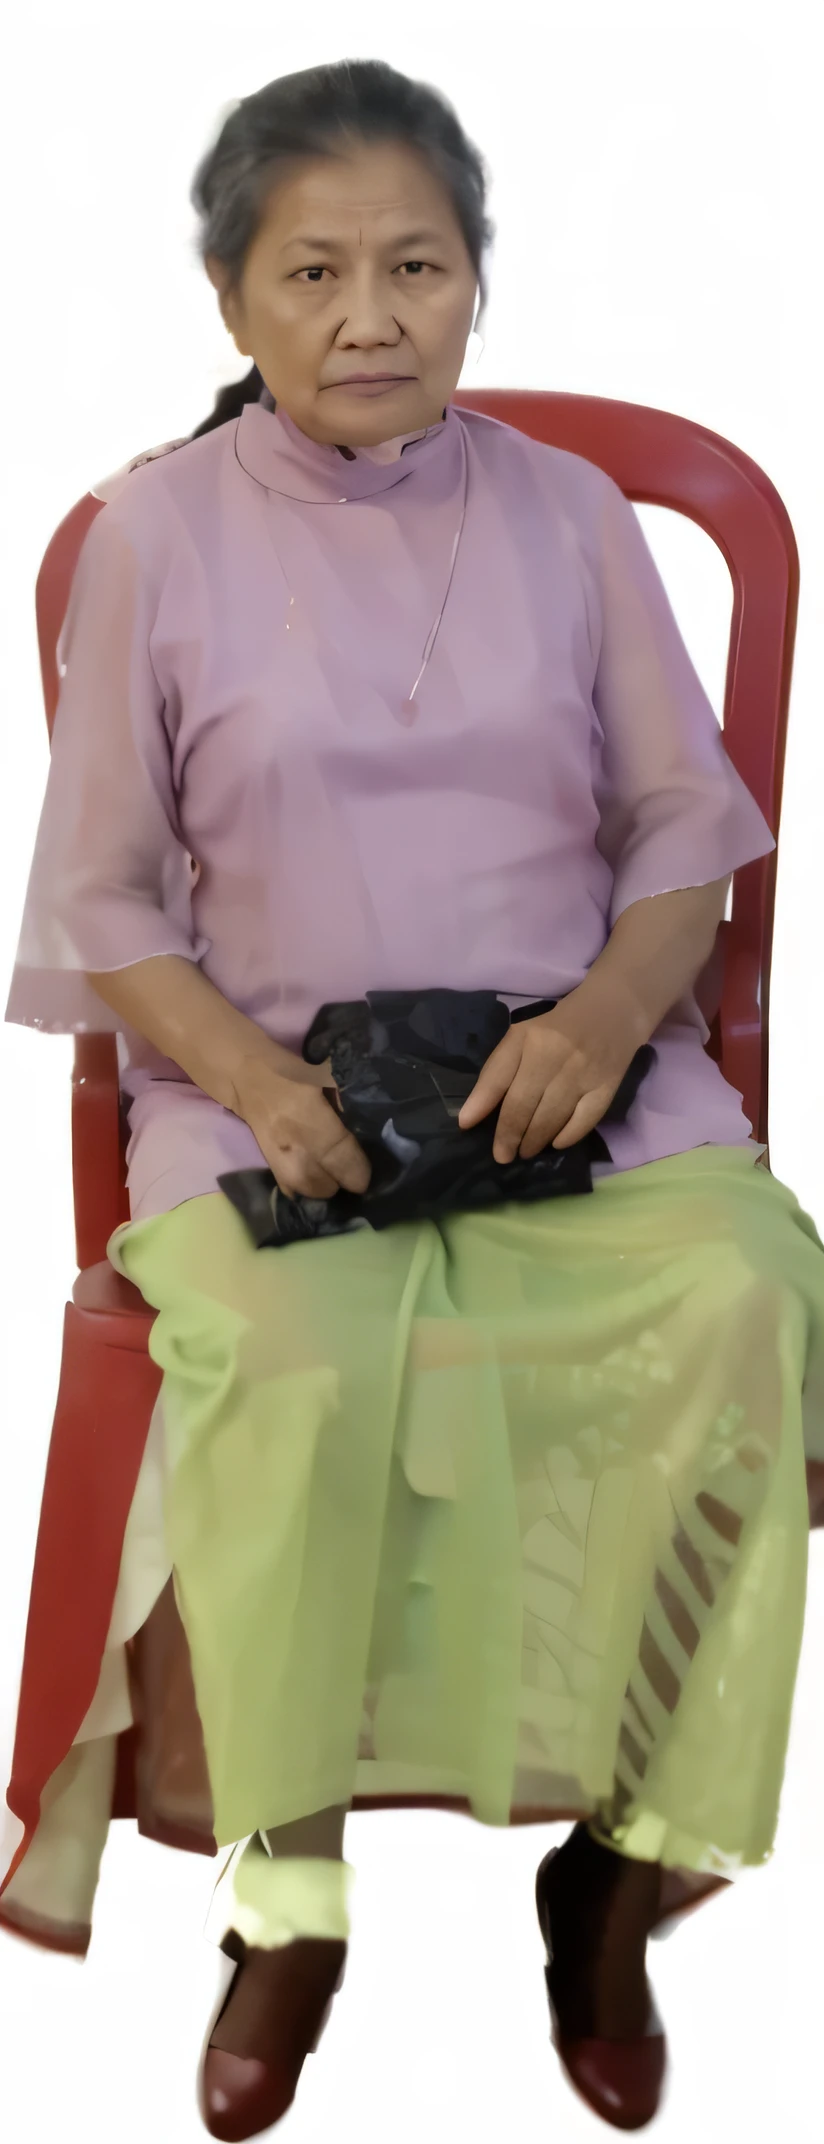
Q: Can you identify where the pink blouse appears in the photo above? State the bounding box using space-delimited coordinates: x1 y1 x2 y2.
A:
5 396 774 1222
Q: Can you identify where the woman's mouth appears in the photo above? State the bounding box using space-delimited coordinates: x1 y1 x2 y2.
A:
328 375 415 396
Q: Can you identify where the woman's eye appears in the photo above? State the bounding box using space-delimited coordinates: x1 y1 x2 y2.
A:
294 261 433 283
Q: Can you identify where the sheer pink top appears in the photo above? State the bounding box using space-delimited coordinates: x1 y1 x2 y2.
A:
5 398 774 1222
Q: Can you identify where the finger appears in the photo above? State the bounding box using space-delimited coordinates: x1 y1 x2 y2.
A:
493 1062 579 1164
274 1151 340 1199
516 1074 595 1158
458 1036 521 1128
275 1094 370 1196
324 1127 372 1195
551 1088 614 1150
275 1131 371 1199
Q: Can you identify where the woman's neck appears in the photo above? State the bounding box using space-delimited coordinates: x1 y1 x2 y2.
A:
257 385 445 464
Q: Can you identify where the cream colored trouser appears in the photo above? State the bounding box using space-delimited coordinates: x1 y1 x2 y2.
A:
1 1404 348 1943
1 1400 172 1933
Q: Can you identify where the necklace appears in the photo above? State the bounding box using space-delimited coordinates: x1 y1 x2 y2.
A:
396 419 469 726
257 410 470 729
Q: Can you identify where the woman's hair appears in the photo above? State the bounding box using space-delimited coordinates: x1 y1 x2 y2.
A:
187 58 493 442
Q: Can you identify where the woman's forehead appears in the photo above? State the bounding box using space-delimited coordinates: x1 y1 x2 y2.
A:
259 149 460 249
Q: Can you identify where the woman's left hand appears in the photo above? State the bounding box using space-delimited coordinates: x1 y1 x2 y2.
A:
457 986 646 1163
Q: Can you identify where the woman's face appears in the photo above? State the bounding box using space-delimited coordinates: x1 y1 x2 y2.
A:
208 138 479 446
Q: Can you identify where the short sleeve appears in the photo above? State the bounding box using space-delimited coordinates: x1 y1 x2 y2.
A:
4 498 210 1036
588 471 775 925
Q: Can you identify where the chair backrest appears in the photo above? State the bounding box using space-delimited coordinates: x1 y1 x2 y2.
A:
34 390 799 1271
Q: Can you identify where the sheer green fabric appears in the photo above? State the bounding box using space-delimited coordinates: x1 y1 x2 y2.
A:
110 1146 824 1878
205 1837 354 1952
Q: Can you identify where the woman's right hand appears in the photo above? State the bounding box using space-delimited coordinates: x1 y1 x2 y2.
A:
232 1055 372 1200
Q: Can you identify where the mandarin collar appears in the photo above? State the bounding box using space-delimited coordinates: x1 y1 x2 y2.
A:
234 396 460 502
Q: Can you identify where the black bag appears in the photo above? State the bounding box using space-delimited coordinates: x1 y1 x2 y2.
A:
218 989 656 1252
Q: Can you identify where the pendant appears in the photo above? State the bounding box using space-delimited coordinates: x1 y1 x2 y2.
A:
396 698 419 727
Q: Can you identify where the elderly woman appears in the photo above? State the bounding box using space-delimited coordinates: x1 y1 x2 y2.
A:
5 55 824 2144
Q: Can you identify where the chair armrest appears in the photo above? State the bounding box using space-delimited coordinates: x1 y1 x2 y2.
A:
72 1034 130 1271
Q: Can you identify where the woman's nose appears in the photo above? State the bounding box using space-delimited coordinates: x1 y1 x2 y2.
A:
336 274 402 346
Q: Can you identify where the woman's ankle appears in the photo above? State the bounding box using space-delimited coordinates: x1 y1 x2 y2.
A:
206 1831 354 1956
261 1802 347 1864
233 1850 353 1951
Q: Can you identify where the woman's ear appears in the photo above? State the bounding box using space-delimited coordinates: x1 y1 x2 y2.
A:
204 252 225 300
466 293 486 365
206 256 250 353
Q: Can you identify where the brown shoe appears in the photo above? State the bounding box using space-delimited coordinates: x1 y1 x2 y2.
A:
197 1930 347 2141
553 1821 729 1946
536 1832 667 2132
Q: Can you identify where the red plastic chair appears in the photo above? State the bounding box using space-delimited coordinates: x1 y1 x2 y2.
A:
3 388 816 1931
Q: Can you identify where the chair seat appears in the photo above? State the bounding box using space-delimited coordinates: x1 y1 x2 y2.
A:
72 1260 156 1339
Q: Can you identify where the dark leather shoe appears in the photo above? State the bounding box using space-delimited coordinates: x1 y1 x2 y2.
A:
536 1842 667 2132
545 2020 667 2133
197 1932 347 2141
553 1822 729 1942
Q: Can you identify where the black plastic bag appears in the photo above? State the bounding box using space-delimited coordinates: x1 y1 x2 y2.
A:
218 989 656 1251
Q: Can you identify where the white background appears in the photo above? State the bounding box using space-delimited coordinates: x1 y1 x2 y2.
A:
1 3 823 2139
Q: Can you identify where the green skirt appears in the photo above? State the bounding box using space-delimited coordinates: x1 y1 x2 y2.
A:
108 1146 824 1878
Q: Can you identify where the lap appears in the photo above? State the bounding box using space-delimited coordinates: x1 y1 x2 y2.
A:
110 1143 820 1316
107 1147 824 1422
